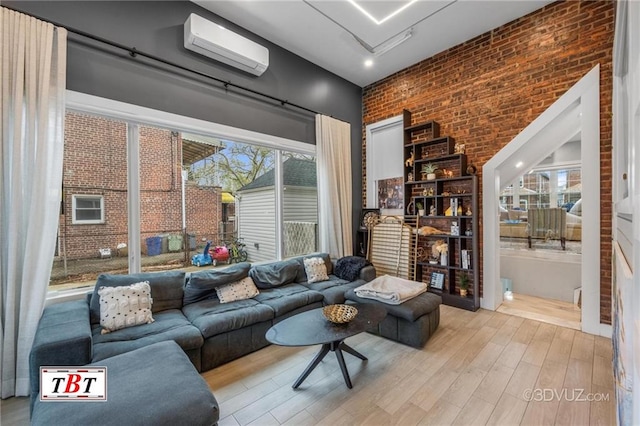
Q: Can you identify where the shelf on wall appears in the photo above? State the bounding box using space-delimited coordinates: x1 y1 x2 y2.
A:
403 108 480 312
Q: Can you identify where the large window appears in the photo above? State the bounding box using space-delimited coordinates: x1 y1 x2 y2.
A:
72 195 104 224
49 92 316 293
500 166 582 211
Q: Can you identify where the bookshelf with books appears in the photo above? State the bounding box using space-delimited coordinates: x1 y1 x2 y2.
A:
403 109 480 311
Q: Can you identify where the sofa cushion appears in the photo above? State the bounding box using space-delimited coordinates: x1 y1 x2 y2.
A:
300 275 349 291
253 284 324 316
184 262 251 305
216 276 259 304
182 298 274 339
303 257 329 283
89 271 185 325
249 259 299 289
91 309 203 362
344 289 441 322
98 282 154 334
310 278 367 305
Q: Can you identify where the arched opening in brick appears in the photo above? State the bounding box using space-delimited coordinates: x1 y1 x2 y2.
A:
482 65 602 335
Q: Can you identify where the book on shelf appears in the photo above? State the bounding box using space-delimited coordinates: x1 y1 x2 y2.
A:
462 249 472 269
462 249 468 269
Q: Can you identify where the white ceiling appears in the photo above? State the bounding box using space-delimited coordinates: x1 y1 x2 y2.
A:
192 0 553 87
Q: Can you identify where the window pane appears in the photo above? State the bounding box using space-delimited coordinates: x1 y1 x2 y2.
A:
51 112 129 291
282 153 317 258
220 141 276 262
75 209 102 221
76 198 101 209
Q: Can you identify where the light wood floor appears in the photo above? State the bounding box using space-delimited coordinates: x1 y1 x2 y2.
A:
1 306 615 426
496 293 582 331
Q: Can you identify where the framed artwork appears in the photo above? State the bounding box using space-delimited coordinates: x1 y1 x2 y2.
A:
430 272 445 290
377 176 404 216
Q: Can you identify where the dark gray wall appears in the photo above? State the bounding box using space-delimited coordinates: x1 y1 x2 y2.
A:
4 1 364 252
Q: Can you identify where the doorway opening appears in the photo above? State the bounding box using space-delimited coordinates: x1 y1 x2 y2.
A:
482 65 602 335
496 145 582 329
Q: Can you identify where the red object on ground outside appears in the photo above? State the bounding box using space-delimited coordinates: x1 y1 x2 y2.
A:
210 246 229 263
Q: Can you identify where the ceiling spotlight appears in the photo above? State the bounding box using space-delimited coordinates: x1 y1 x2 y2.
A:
364 59 373 67
515 161 524 168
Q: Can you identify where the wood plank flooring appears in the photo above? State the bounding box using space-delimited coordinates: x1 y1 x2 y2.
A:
496 292 582 330
204 305 613 426
0 306 614 426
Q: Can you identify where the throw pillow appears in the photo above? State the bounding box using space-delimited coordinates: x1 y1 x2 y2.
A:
98 281 154 335
303 257 329 283
249 259 299 289
215 276 260 304
184 262 251 305
334 256 370 281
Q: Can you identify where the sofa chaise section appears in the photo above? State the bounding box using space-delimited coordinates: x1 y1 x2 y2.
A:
31 341 219 426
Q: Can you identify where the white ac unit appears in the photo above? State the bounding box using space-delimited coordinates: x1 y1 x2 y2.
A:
184 13 269 76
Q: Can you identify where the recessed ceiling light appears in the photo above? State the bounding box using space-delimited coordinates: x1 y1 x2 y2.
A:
347 0 418 25
364 59 373 67
515 161 524 168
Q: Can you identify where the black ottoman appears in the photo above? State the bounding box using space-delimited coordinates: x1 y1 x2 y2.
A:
31 341 219 426
345 289 442 348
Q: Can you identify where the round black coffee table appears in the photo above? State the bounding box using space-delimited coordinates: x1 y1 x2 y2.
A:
265 304 387 389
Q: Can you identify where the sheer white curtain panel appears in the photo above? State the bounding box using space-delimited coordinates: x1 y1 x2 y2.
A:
315 114 352 258
0 8 67 398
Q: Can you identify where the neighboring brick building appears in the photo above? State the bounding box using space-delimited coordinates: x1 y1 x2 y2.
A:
362 1 614 322
60 112 221 259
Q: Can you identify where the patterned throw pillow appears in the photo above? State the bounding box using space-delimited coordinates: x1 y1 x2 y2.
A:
98 281 154 334
303 257 329 283
215 276 260 304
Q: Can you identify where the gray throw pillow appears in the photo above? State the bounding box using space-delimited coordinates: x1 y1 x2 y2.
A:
249 259 300 289
183 262 251 305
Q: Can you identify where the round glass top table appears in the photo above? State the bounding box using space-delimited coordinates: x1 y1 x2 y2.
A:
265 303 387 389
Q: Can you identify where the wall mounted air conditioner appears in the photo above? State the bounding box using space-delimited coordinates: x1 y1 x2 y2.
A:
184 13 269 76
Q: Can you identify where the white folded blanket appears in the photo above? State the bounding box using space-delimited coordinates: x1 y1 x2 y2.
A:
354 275 427 305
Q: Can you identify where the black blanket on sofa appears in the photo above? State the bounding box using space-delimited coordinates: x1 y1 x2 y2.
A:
334 256 371 281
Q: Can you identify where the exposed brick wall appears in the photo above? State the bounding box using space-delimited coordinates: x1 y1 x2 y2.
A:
61 113 221 258
362 1 614 323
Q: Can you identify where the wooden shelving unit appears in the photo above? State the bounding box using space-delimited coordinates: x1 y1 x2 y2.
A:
402 109 480 311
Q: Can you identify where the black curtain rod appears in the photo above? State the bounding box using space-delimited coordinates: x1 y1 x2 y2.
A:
5 6 322 116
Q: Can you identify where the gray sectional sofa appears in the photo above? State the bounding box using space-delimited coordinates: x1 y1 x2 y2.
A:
29 252 375 422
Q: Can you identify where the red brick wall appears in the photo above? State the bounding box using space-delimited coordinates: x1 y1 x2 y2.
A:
61 113 221 258
362 1 614 323
186 183 222 246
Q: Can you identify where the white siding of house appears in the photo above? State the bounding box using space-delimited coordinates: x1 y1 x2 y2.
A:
283 187 317 222
237 188 276 263
283 187 318 257
238 186 318 262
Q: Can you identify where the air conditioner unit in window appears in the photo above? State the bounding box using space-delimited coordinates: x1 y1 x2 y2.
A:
184 13 269 76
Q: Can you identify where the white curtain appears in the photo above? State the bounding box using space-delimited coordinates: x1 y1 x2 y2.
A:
0 8 67 398
315 114 352 258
